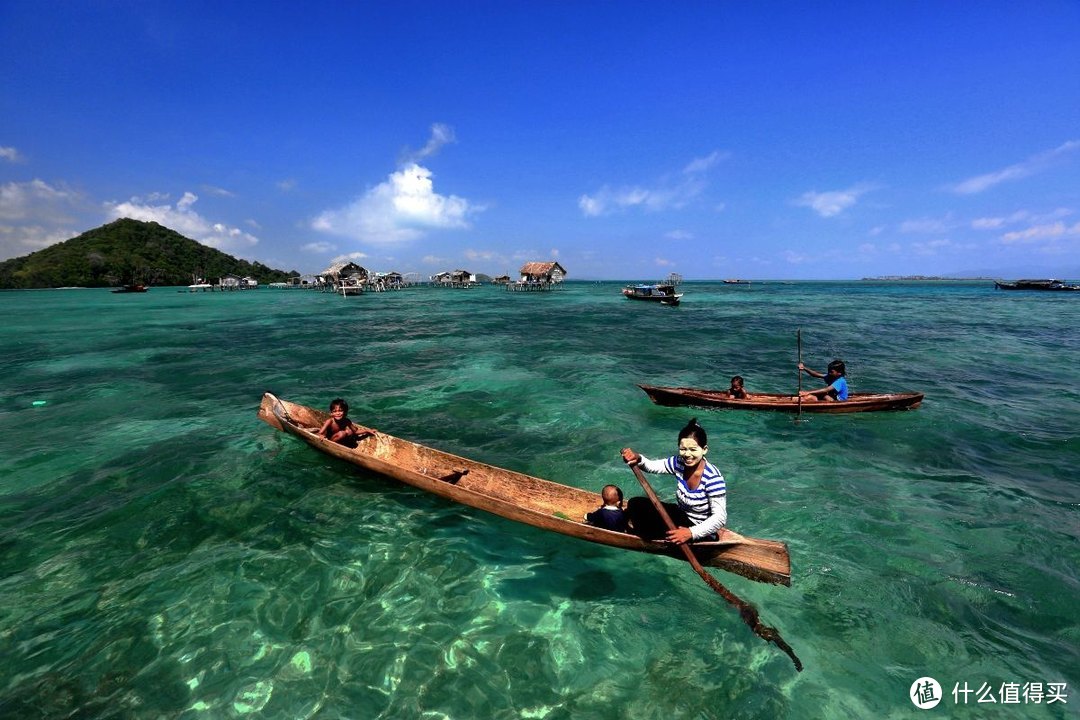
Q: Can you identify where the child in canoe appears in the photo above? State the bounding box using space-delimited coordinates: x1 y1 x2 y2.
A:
585 484 629 532
317 398 376 446
797 359 849 402
727 375 749 399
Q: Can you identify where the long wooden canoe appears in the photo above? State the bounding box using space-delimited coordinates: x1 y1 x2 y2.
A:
639 384 924 413
258 392 791 586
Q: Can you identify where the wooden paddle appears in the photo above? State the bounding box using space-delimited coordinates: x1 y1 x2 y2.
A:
796 328 803 422
629 463 803 672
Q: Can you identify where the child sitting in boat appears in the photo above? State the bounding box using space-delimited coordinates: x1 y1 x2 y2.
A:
727 375 749 399
797 359 849 402
585 484 629 532
316 398 376 446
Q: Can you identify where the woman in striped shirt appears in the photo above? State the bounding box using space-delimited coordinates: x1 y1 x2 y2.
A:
620 418 727 544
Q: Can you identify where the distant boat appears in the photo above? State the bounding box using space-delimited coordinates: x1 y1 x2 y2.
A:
723 279 750 285
994 278 1080 291
622 283 683 306
622 272 683 306
188 283 213 292
111 284 148 293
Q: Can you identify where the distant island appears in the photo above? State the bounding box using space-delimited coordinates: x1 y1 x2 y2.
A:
0 219 297 289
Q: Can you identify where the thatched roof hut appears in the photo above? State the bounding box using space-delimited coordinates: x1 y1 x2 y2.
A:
321 261 368 281
519 261 567 284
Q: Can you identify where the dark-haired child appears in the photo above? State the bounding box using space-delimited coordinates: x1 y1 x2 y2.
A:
316 398 376 446
620 418 727 544
728 375 749 399
797 359 849 402
585 484 629 532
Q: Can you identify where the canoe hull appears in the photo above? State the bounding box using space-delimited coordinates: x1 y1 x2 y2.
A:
258 392 790 585
623 292 683 306
638 384 923 413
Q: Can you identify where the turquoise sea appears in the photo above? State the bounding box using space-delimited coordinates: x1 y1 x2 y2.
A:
0 281 1077 719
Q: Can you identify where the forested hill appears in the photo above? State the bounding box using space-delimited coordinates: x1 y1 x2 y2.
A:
0 218 298 289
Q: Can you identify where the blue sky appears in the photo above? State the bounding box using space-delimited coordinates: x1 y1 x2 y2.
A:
2 2 1079 280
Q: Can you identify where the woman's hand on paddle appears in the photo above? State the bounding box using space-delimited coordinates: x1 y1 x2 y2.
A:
620 448 640 465
666 526 693 545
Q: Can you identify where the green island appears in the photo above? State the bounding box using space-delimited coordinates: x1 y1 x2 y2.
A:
0 218 297 289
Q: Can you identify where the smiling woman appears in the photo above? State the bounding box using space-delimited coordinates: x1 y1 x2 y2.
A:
620 418 726 545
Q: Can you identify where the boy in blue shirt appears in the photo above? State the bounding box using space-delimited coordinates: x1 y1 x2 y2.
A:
798 359 849 402
585 485 629 532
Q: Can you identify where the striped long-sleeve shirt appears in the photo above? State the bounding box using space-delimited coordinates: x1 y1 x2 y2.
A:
637 455 727 539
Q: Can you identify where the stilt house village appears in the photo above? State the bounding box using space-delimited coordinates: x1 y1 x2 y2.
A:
183 261 568 295
265 261 568 296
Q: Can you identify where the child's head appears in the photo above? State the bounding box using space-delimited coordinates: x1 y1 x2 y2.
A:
329 398 349 414
601 484 623 507
730 375 744 389
827 360 846 377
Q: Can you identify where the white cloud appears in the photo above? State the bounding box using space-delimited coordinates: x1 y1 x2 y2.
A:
0 179 77 221
951 140 1080 195
972 216 1008 230
682 151 727 174
794 184 875 218
578 194 604 216
464 249 500 262
277 179 297 192
405 123 456 163
579 184 687 216
665 229 693 240
0 224 78 253
312 163 475 245
1 146 23 163
329 252 368 264
201 185 235 197
783 250 808 264
655 257 675 267
0 179 83 260
973 208 1071 231
1000 221 1080 244
106 191 259 252
579 151 724 217
302 241 336 253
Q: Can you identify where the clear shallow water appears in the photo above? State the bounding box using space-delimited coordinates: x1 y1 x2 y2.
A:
0 281 1077 718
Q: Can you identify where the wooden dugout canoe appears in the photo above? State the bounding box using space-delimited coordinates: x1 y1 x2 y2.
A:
639 384 924 413
258 392 791 586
